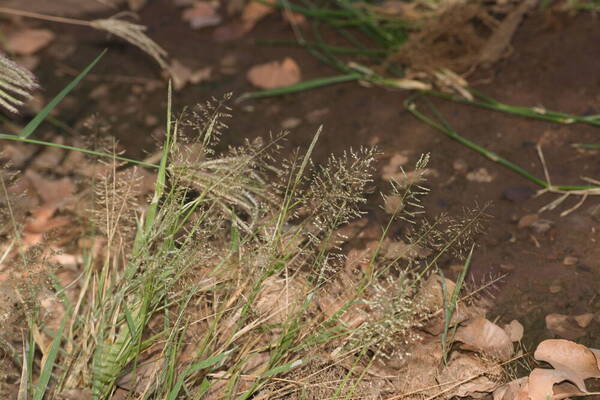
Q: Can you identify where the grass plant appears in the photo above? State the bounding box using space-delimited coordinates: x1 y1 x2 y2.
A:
0 53 491 400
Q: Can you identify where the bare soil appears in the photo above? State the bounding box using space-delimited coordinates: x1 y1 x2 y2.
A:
6 0 600 351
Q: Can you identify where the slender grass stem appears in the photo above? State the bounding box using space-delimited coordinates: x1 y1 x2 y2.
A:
255 39 386 56
427 89 600 126
572 143 600 149
239 73 361 100
0 133 159 168
405 95 600 192
0 7 91 26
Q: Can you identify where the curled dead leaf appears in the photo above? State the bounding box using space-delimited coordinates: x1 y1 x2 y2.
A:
454 317 514 361
246 58 301 89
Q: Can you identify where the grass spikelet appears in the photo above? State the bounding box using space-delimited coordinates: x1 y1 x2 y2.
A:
0 53 38 113
90 15 168 69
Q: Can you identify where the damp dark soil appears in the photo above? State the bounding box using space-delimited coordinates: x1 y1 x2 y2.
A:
7 1 600 348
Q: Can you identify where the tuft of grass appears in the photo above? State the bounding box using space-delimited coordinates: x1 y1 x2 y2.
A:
1 65 490 400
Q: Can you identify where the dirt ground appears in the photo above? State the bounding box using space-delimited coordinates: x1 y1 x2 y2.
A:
6 0 600 352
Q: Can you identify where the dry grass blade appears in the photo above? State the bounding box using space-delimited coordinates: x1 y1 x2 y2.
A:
0 52 39 113
90 16 168 69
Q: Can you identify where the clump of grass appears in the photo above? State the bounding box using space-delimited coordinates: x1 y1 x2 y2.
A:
1 80 490 399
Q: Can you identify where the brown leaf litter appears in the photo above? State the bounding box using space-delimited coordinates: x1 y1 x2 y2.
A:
4 28 55 55
246 57 301 89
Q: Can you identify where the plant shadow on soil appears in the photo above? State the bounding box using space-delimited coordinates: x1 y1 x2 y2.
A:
14 0 600 349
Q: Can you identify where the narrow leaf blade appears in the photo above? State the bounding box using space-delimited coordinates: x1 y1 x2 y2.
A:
19 50 105 138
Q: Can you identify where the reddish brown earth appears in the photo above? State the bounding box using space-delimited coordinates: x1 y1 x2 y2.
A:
6 1 600 350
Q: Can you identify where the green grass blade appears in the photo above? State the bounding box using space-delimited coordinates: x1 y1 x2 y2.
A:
440 244 474 364
32 317 66 400
167 350 233 400
427 89 600 127
122 302 138 339
19 50 106 138
261 359 303 378
573 143 600 149
17 333 32 400
0 133 159 168
239 73 361 100
405 95 600 192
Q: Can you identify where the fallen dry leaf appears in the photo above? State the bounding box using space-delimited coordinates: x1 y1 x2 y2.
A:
246 58 301 89
493 377 528 400
545 313 586 340
182 2 222 29
213 22 247 41
437 352 503 398
383 240 431 260
527 368 584 400
117 358 162 394
255 276 306 324
168 59 211 91
5 29 55 55
534 339 600 391
503 319 524 342
454 317 514 361
574 313 594 328
518 214 539 229
420 274 456 313
241 0 276 29
25 170 74 206
24 204 70 234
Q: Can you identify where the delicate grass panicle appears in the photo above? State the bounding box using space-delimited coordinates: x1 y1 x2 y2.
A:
0 53 39 113
1 77 489 398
